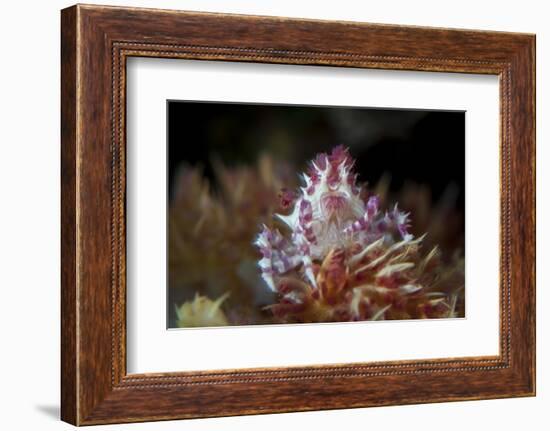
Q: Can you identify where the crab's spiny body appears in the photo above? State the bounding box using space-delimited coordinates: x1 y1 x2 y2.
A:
255 146 412 291
254 146 462 323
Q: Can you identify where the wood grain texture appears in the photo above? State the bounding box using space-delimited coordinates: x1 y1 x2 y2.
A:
60 6 78 425
60 4 536 425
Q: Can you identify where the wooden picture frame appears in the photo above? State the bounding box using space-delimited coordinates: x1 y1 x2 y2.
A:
61 4 535 425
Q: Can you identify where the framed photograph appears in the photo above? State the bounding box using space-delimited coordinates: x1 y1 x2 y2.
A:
61 4 535 425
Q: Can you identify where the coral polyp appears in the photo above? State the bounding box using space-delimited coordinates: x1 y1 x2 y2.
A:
175 293 230 328
254 146 463 323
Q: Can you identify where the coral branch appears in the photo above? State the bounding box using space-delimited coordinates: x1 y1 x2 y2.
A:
254 146 464 323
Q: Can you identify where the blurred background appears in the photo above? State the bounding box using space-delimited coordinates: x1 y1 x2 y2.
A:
167 101 465 327
168 102 465 207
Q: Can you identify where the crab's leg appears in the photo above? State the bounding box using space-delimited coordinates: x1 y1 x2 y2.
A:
386 204 413 241
295 233 316 288
254 225 301 292
295 199 318 288
343 195 380 236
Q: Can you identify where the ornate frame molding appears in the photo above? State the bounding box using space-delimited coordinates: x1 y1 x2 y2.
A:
61 5 535 425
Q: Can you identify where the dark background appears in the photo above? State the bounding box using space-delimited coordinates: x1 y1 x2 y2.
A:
167 101 465 212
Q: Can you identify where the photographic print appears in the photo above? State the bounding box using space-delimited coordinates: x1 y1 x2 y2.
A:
168 101 465 328
61 7 535 423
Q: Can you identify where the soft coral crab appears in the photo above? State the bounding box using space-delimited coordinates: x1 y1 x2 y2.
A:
254 146 462 323
255 146 412 291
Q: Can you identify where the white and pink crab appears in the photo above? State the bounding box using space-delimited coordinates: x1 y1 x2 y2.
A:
254 145 413 295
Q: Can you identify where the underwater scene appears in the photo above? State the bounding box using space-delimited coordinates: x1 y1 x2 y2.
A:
167 101 465 328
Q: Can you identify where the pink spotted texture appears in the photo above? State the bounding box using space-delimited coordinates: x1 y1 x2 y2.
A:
254 146 464 323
